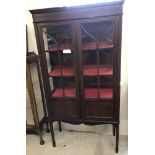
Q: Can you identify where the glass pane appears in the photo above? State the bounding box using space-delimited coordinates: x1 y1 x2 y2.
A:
81 20 114 100
81 21 114 45
42 24 77 98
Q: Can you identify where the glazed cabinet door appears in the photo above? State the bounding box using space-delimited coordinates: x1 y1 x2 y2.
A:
78 16 118 120
37 22 80 119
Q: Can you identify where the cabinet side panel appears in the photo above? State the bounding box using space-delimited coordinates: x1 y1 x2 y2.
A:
113 15 122 122
33 23 53 116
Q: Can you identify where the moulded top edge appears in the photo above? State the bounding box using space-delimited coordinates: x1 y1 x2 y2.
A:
29 0 125 14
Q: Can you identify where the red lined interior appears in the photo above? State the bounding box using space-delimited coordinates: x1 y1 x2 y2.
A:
48 68 74 77
51 88 112 98
82 42 113 51
52 88 76 97
46 44 71 52
49 67 113 77
46 42 113 52
83 67 113 76
85 88 113 99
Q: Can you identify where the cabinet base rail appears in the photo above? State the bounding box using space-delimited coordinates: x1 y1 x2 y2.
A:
48 119 119 153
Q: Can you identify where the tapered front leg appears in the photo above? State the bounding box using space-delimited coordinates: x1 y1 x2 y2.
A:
115 124 119 153
45 120 50 133
50 122 56 147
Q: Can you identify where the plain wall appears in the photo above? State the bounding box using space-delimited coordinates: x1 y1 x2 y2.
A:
26 0 128 135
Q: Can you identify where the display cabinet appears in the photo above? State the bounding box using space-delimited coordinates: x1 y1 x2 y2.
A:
30 0 124 152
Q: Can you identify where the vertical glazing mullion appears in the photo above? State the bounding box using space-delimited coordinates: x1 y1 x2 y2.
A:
58 44 65 98
96 43 100 100
72 23 78 99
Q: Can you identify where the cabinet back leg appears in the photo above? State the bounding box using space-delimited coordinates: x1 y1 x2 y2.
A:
115 124 119 153
50 122 56 147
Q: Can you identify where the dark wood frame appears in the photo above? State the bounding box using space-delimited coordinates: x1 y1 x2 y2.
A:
30 1 124 152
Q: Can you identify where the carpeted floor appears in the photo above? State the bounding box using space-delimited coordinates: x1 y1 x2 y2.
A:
26 130 128 155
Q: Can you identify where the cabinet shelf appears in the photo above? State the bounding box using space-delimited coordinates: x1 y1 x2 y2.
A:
52 88 76 97
51 88 112 99
45 44 71 52
84 88 113 99
45 42 113 52
48 66 113 77
82 42 113 51
48 68 74 77
83 66 113 76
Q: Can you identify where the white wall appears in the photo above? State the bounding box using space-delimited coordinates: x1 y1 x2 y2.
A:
26 0 128 135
